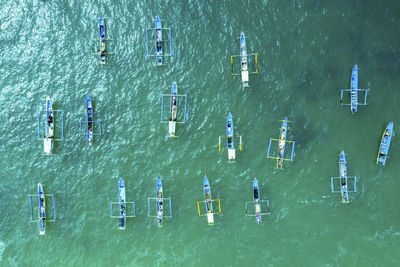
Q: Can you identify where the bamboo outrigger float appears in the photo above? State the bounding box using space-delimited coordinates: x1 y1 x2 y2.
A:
79 95 102 145
219 112 242 162
330 151 357 203
147 177 172 227
245 178 270 225
37 96 64 155
160 82 187 137
231 32 258 88
267 117 295 169
377 121 394 166
197 176 221 226
110 178 135 230
146 16 172 66
340 64 369 113
90 16 115 64
28 184 56 235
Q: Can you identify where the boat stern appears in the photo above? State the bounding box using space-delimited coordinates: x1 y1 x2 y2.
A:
44 138 53 154
168 121 176 137
241 70 249 83
228 148 236 160
207 212 214 225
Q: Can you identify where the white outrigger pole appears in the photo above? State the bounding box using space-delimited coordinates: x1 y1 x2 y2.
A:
231 32 258 88
37 96 64 155
340 64 369 114
160 82 187 138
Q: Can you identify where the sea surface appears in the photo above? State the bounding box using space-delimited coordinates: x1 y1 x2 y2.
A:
1 0 400 266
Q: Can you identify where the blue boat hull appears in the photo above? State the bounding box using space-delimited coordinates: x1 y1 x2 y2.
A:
118 178 126 229
253 178 261 224
38 184 46 235
155 16 163 65
86 95 94 145
203 176 213 213
156 177 163 226
227 112 234 149
377 121 393 166
339 151 349 202
350 64 358 113
277 118 288 168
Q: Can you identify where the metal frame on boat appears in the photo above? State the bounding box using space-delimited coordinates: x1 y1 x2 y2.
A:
340 64 369 113
160 82 187 138
28 183 56 235
245 178 270 225
37 96 64 155
267 117 295 169
79 95 102 145
145 15 172 66
90 16 115 64
376 121 394 166
219 112 242 162
110 178 135 230
197 176 222 226
330 151 357 203
147 176 172 227
231 32 258 88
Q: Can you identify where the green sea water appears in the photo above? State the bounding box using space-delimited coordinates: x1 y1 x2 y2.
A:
1 0 400 266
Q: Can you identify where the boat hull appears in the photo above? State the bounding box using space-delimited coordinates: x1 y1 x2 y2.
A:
377 121 393 166
156 177 163 227
253 178 261 224
277 118 288 168
240 32 248 83
38 184 46 235
44 96 54 154
86 95 94 145
350 64 358 113
155 16 163 65
118 178 126 229
203 176 214 225
99 16 106 64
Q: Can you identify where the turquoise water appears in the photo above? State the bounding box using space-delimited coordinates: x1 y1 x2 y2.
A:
1 0 400 266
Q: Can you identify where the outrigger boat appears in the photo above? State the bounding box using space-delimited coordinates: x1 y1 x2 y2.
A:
377 121 394 166
219 112 242 161
330 151 357 203
79 95 101 145
340 64 369 113
197 176 221 226
90 16 114 64
267 117 295 169
160 82 187 137
28 184 56 235
37 96 63 154
110 178 135 229
146 16 172 66
44 96 54 154
231 32 258 88
147 177 172 227
245 178 270 225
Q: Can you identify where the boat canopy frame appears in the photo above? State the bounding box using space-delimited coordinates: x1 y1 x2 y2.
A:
145 22 173 65
267 119 295 169
340 88 369 107
78 98 102 139
196 198 222 217
160 92 187 124
90 17 115 64
245 200 270 216
147 197 173 218
28 192 56 232
37 109 64 141
330 176 357 203
110 201 136 218
231 53 258 76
